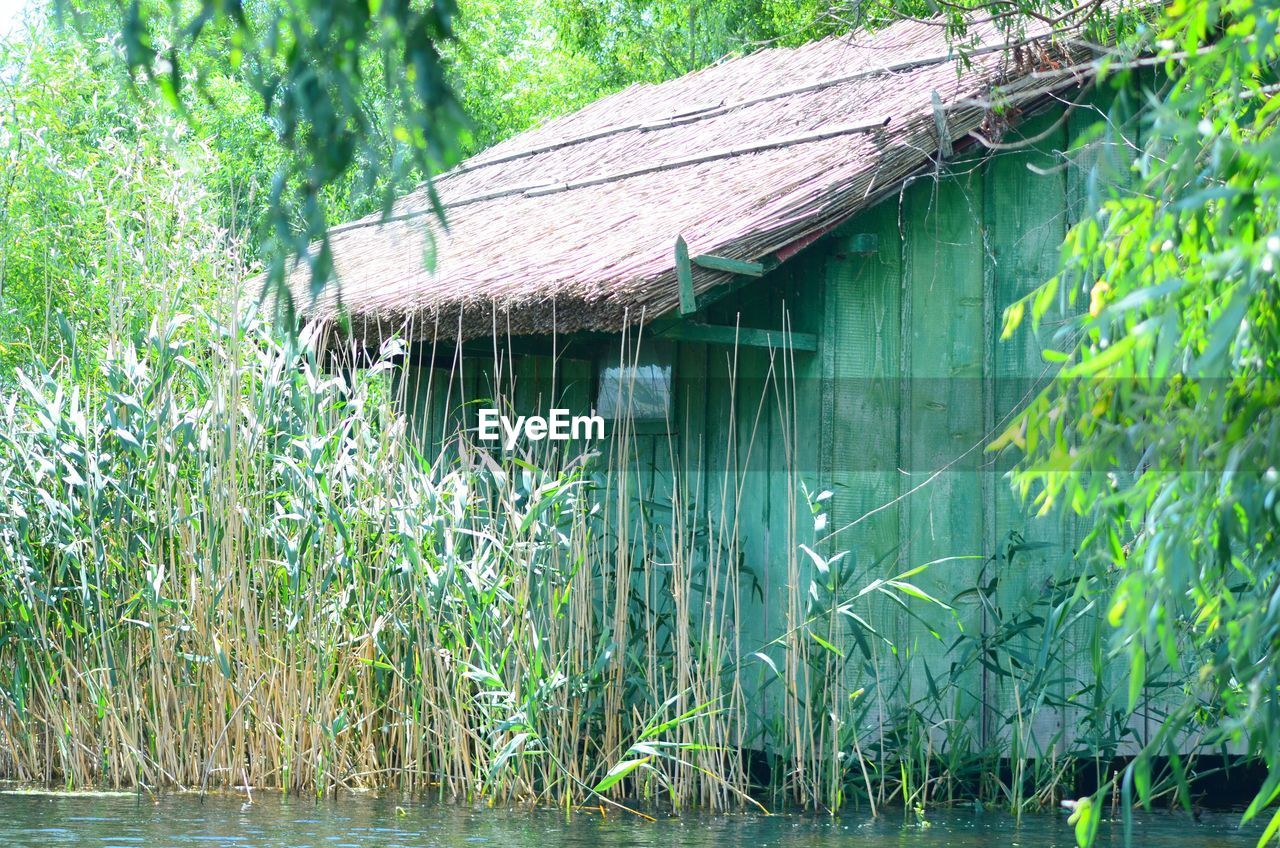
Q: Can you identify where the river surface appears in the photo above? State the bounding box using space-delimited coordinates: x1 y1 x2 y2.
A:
0 790 1262 847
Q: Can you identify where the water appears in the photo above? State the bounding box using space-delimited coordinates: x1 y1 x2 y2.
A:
0 791 1261 847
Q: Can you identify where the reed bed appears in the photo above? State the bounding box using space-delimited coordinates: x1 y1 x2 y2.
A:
0 305 856 806
0 301 1218 812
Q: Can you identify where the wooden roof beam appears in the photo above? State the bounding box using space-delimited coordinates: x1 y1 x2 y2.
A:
651 317 817 351
691 253 766 276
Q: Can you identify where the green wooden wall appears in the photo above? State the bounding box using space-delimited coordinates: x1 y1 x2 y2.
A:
397 93 1149 759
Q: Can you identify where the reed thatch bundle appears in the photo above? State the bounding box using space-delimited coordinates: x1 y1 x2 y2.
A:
293 16 1098 343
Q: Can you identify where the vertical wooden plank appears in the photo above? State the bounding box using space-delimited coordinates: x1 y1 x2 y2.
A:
463 355 490 445
985 109 1073 759
899 162 988 748
824 202 903 742
555 354 595 452
674 341 709 525
512 352 545 417
559 354 593 411
731 277 782 733
671 339 708 661
785 251 826 561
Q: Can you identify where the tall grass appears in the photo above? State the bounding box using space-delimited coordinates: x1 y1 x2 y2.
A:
0 304 884 805
0 303 1222 811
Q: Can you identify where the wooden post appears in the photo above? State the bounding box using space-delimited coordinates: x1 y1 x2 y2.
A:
675 235 698 315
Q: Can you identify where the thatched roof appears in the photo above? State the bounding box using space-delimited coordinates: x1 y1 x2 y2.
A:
296 16 1096 342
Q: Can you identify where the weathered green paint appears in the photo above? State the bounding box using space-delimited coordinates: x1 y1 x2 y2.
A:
898 160 988 744
676 235 698 315
692 253 767 276
985 108 1072 755
651 318 818 351
397 94 1142 753
835 231 880 255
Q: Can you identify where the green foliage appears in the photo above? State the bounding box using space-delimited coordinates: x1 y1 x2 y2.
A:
999 0 1280 841
445 0 608 151
0 22 233 376
550 0 832 85
0 310 649 794
56 0 468 319
0 4 460 380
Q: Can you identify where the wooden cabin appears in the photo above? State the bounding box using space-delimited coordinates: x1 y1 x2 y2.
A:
300 18 1149 764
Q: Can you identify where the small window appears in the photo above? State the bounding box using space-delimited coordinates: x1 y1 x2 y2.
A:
596 345 673 422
